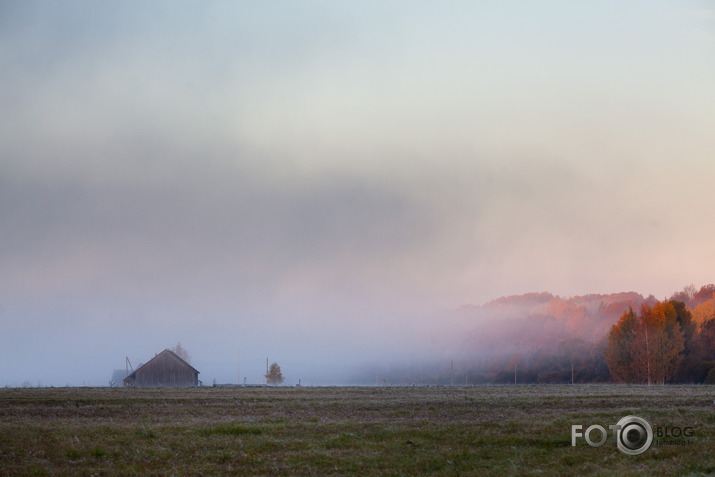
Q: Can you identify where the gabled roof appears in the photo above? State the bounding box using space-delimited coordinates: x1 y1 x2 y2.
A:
125 349 200 380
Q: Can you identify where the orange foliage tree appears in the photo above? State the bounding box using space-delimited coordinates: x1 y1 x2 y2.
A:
605 303 684 384
692 300 715 329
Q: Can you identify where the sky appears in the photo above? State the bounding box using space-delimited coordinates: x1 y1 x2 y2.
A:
1 0 714 386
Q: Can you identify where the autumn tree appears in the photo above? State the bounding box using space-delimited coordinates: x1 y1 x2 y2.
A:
671 300 698 382
686 318 715 382
266 362 284 385
692 284 715 306
171 342 191 363
696 318 715 360
604 303 684 384
692 300 715 328
604 308 639 383
670 284 697 306
632 302 684 384
670 300 695 349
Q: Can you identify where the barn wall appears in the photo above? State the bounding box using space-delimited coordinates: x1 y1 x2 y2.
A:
132 352 198 387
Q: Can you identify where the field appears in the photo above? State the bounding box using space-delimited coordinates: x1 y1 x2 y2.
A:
1 385 714 476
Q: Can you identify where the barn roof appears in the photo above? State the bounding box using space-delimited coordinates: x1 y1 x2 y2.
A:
124 349 200 380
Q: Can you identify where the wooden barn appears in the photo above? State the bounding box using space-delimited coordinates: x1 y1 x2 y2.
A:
123 349 200 387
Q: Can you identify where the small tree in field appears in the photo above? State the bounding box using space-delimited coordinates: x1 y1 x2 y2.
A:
171 342 191 363
266 362 284 385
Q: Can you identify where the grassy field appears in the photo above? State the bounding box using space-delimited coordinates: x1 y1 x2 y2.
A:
1 385 714 476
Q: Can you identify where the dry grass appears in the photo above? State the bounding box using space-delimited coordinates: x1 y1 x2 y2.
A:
1 385 714 476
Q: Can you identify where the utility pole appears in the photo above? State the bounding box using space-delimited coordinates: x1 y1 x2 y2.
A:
451 360 454 385
237 350 240 386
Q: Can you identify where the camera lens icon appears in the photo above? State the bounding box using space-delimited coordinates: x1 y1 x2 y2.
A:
616 416 653 455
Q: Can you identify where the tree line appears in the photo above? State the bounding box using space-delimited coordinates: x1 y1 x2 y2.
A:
605 299 715 384
503 285 715 384
358 285 715 385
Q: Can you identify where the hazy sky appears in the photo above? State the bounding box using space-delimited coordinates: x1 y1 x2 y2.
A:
1 1 714 386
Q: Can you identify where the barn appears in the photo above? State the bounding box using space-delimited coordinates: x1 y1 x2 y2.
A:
123 349 200 387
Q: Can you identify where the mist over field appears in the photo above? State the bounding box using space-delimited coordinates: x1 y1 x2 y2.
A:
1 1 714 387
